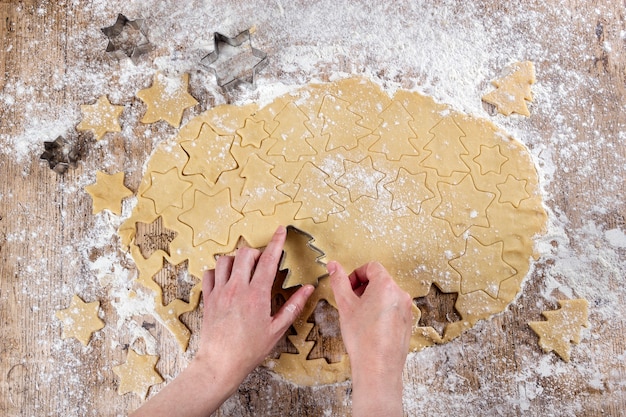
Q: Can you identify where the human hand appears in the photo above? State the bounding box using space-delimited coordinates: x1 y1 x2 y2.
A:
327 261 412 417
195 226 315 386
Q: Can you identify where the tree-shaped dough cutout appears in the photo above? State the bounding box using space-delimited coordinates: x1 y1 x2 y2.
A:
368 100 419 160
319 94 371 151
528 299 589 362
267 102 316 161
482 61 535 117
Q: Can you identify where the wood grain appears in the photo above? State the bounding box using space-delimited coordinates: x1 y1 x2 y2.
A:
0 1 624 416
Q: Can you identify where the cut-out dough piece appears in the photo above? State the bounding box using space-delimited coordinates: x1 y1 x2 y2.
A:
240 154 291 215
449 237 516 299
237 118 269 148
482 61 535 116
473 145 509 175
293 162 344 223
368 100 420 161
335 156 385 202
142 167 192 214
528 299 589 362
178 189 243 246
267 102 317 161
422 116 469 177
319 94 371 151
55 295 105 346
280 226 328 289
137 72 198 128
497 175 530 207
113 349 164 399
384 168 434 214
85 171 133 215
181 123 237 185
76 95 124 141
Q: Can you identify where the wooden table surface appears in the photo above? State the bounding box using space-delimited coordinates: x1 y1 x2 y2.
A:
0 1 624 416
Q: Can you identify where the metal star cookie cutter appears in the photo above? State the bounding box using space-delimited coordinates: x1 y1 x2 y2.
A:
280 225 328 290
40 136 80 174
101 14 153 64
200 28 268 89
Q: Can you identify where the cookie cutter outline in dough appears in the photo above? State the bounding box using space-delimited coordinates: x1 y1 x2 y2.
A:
200 29 268 89
101 14 153 64
40 136 80 174
280 225 328 290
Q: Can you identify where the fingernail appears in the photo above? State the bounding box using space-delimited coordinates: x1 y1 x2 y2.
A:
304 285 315 296
276 225 286 234
327 261 337 276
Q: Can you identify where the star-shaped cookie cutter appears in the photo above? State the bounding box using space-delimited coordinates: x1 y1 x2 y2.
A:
200 29 268 89
40 136 80 174
101 14 153 64
280 225 328 290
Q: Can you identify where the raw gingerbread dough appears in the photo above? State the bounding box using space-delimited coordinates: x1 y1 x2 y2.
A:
76 95 124 141
119 77 547 385
482 61 535 116
529 299 589 362
113 349 164 398
55 294 105 346
85 171 133 215
136 72 198 128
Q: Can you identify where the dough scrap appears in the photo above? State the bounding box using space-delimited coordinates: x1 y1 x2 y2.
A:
529 299 589 362
85 171 133 215
136 72 198 128
118 77 547 385
113 349 164 398
55 294 105 346
76 95 124 141
482 61 535 116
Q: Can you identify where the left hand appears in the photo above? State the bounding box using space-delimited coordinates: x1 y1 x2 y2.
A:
194 226 315 385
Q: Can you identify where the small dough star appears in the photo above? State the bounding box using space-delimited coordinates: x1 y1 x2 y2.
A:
449 237 517 299
473 145 509 175
85 171 133 215
237 118 269 148
55 295 105 346
497 175 530 207
384 168 434 214
113 350 164 399
336 156 386 202
137 72 199 128
76 95 124 141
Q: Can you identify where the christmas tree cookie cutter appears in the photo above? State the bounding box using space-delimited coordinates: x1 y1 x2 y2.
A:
101 14 153 64
200 28 268 89
280 225 328 289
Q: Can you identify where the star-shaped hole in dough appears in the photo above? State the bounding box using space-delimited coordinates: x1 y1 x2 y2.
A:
335 156 385 202
433 174 495 237
384 168 434 214
413 284 461 337
135 216 178 259
152 258 200 306
136 72 198 128
180 124 237 185
237 118 269 148
76 95 124 141
473 145 509 175
240 154 291 215
449 237 517 299
55 295 105 346
113 349 164 399
142 167 192 214
497 175 530 207
85 171 133 215
178 189 243 247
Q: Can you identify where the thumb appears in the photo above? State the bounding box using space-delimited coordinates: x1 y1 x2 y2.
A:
327 261 356 311
272 285 315 336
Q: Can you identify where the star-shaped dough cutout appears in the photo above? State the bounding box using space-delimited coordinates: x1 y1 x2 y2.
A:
55 295 105 346
181 124 237 185
142 167 192 214
85 171 133 215
178 189 243 246
76 95 124 141
473 145 509 175
113 349 164 399
497 175 530 207
136 72 198 128
384 168 434 214
449 237 516 299
433 174 495 237
335 156 385 202
237 118 269 148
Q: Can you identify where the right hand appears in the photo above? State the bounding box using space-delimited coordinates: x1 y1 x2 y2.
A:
328 261 412 416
